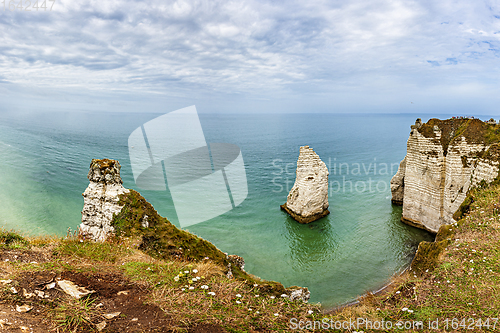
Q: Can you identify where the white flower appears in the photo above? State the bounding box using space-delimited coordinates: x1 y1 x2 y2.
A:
249 308 252 311
189 286 194 290
196 276 201 280
236 294 241 298
402 307 408 311
253 284 258 287
236 300 241 304
408 310 414 313
376 308 380 311
181 288 185 291
274 313 279 317
192 278 197 282
396 291 400 294
280 294 288 298
255 295 259 297
208 292 215 296
174 276 180 282
193 269 198 273
256 311 259 314
270 296 275 299
201 285 209 290
307 310 313 314
184 270 189 274
470 260 474 263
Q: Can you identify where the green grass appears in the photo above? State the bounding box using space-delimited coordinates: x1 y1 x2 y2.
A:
52 296 100 332
112 190 228 265
112 189 287 294
2 172 500 332
122 261 181 288
54 239 131 263
0 229 30 250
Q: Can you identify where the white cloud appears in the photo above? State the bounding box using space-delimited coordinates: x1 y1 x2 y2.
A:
0 0 499 113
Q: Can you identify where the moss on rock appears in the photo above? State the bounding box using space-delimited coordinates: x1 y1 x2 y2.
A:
418 118 500 156
111 190 288 295
112 189 227 264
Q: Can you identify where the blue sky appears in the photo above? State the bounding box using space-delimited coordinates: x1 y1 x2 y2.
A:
1 0 499 114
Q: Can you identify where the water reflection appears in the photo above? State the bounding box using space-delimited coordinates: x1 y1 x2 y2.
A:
283 213 338 272
386 204 434 267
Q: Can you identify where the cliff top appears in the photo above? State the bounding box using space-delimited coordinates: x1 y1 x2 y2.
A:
417 117 500 154
87 158 123 185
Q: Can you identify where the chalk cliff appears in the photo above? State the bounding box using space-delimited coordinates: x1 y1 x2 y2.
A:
391 118 500 233
79 159 129 241
281 146 329 223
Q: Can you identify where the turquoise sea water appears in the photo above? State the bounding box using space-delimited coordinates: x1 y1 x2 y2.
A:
0 111 435 308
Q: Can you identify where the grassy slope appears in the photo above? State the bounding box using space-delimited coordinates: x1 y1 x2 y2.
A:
1 169 499 331
0 232 320 332
0 189 316 332
318 182 500 332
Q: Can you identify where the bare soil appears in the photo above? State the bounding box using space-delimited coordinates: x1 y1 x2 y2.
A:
0 250 228 332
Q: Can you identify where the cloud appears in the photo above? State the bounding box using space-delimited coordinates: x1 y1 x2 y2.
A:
0 0 500 113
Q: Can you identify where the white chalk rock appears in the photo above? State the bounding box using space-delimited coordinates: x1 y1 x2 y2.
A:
392 118 500 233
57 280 95 299
79 159 129 241
281 146 329 223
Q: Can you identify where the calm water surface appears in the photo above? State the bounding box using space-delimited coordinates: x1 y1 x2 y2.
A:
0 111 435 307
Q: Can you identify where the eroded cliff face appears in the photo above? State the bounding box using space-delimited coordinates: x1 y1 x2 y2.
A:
79 159 129 241
391 118 500 233
281 145 329 223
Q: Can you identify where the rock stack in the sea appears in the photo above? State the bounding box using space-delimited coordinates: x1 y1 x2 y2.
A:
391 118 500 233
281 146 329 223
390 157 406 205
79 159 129 241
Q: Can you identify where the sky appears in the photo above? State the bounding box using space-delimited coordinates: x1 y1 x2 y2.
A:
1 0 500 114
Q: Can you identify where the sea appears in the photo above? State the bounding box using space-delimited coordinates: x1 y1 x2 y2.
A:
0 110 437 308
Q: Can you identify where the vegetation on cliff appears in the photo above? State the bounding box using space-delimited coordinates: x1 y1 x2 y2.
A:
0 189 314 332
418 118 500 157
2 179 499 331
0 228 318 332
318 181 500 332
111 189 289 291
2 148 500 331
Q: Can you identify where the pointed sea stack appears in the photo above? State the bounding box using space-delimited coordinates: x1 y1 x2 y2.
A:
281 146 330 223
